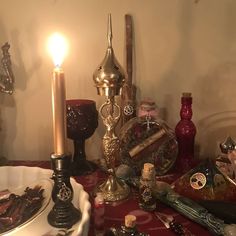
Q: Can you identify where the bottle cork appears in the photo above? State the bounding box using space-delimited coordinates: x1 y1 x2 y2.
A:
139 99 157 111
142 163 155 179
182 92 192 97
181 92 192 104
125 214 136 228
143 163 155 172
138 99 159 118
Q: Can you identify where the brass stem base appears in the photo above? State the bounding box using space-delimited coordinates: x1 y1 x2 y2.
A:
96 172 130 202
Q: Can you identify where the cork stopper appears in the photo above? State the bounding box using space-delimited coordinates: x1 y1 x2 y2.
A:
182 92 192 97
138 98 159 118
181 92 192 105
125 214 136 228
144 163 155 172
142 163 155 179
139 99 157 111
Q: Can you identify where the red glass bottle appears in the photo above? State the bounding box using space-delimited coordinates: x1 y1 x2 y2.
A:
175 93 196 173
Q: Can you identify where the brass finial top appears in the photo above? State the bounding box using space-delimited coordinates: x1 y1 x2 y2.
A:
93 14 125 97
107 14 112 48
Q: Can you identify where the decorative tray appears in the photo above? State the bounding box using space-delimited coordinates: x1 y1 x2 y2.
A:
0 166 90 236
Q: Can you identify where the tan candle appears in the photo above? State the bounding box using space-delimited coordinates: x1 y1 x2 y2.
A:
51 66 66 155
48 32 68 155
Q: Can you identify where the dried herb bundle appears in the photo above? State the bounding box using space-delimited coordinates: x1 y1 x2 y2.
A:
0 186 44 233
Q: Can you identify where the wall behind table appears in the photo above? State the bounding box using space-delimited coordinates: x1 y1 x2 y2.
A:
1 0 236 161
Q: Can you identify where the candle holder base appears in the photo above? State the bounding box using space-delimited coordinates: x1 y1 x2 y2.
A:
48 202 81 228
47 153 81 228
96 169 130 202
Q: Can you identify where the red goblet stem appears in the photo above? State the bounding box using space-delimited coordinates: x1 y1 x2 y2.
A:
73 139 86 162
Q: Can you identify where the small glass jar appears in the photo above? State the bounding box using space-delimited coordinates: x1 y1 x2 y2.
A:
104 214 149 236
138 163 157 211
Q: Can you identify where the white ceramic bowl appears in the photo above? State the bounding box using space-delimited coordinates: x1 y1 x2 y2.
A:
0 166 91 236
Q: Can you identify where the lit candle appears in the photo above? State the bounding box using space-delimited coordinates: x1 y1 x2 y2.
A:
48 33 68 155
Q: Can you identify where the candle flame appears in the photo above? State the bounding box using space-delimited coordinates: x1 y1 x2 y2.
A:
48 32 68 67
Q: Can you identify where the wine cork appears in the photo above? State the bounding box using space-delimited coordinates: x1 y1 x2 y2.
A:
138 98 158 118
125 214 136 228
144 163 154 172
142 163 155 179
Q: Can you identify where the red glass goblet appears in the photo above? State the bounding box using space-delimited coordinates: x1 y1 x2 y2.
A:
66 99 98 176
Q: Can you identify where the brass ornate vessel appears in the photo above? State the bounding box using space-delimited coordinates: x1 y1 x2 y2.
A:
93 14 130 202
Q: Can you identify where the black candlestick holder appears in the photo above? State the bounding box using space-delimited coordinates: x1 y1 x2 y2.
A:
47 153 81 228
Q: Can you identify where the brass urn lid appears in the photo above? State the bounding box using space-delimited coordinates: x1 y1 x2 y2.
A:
93 14 125 97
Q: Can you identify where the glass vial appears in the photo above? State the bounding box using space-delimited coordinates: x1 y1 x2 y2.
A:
139 163 157 211
175 93 196 173
104 214 149 236
120 215 139 235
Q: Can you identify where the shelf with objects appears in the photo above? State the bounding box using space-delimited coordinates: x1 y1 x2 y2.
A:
2 13 236 236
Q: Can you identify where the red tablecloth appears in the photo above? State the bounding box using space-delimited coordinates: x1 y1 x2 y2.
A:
7 161 213 236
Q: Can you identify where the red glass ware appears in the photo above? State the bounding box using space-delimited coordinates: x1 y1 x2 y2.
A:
175 93 196 173
66 99 98 176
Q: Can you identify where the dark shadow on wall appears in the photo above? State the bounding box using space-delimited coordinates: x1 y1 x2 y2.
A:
0 18 17 162
11 19 43 93
0 16 43 160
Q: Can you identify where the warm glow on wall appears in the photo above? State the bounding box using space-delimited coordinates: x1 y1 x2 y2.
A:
47 32 68 67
